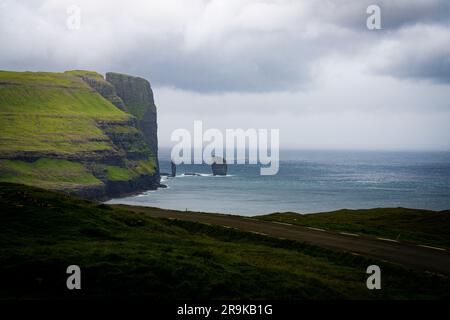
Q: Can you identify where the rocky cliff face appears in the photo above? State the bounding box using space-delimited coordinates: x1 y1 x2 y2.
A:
77 72 127 112
0 70 161 200
105 73 160 174
70 71 161 199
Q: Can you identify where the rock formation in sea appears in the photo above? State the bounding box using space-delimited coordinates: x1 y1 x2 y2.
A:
171 161 177 177
211 156 227 175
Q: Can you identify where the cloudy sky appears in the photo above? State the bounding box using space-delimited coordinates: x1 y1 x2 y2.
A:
1 0 450 150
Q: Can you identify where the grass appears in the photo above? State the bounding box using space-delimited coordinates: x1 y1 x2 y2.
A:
0 157 155 188
64 70 106 81
0 159 102 190
0 71 131 156
258 208 450 248
134 158 157 175
0 113 111 154
125 103 148 120
1 182 450 299
0 74 128 118
104 125 139 134
105 165 134 181
119 137 153 155
106 158 157 181
0 70 88 88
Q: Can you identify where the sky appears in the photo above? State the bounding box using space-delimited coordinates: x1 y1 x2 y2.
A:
1 0 450 151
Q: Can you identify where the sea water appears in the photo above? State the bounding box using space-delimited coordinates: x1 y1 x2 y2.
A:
107 149 450 216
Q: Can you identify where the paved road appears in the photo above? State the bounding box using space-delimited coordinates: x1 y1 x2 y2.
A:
116 205 450 276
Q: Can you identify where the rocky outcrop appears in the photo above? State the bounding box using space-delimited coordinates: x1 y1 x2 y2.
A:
171 161 176 177
77 73 128 112
105 73 159 173
104 174 160 199
211 157 227 175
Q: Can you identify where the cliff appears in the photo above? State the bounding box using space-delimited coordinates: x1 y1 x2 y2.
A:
105 72 160 175
0 70 161 200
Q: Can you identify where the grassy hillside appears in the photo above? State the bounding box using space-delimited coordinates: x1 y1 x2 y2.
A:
258 208 450 248
0 158 102 189
0 70 158 197
1 182 449 299
0 70 130 155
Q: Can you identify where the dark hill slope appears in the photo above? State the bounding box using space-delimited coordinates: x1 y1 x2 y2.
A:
1 182 449 299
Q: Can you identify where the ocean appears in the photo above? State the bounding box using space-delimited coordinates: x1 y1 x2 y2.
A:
106 149 450 216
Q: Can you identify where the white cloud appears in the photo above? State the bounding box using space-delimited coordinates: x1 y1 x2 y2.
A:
1 0 450 150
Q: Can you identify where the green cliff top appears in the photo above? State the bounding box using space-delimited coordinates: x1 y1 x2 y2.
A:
0 70 131 156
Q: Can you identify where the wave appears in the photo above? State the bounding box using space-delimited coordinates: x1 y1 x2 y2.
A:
176 173 234 177
134 185 171 197
135 192 154 197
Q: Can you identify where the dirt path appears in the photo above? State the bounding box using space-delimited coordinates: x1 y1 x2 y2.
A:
115 205 450 276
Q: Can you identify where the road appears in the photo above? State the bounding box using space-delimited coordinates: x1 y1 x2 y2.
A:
115 205 450 276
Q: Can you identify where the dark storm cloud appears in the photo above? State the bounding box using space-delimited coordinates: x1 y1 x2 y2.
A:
380 44 450 84
320 0 450 31
0 0 449 92
367 23 450 84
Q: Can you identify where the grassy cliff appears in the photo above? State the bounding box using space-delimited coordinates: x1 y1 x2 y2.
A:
0 70 159 199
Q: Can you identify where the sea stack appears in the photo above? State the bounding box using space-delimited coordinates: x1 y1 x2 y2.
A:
171 161 176 177
211 156 227 176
